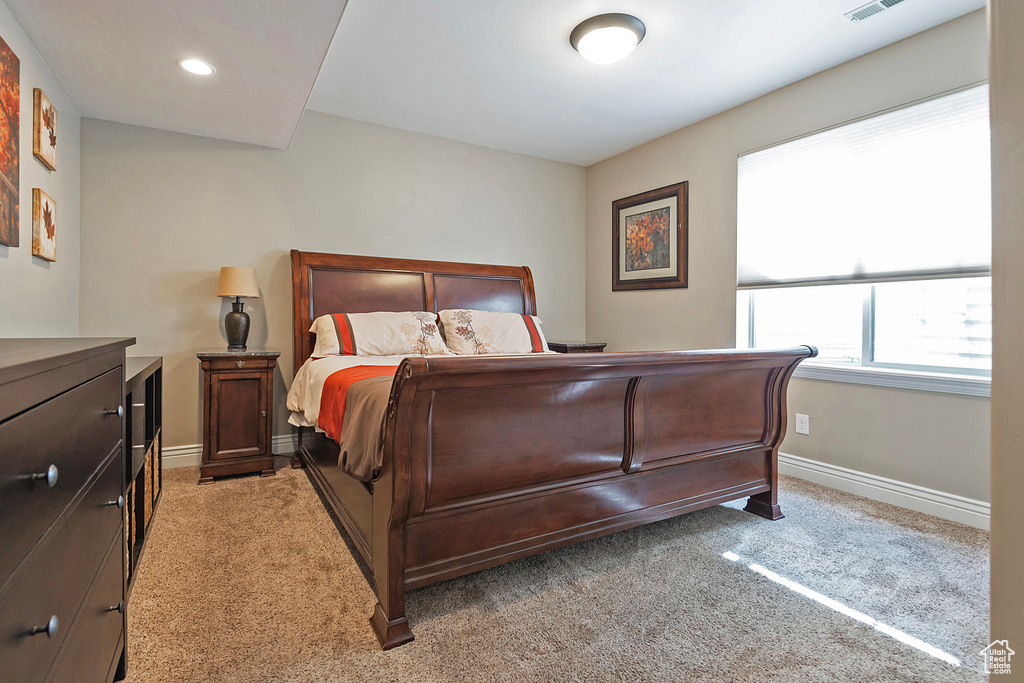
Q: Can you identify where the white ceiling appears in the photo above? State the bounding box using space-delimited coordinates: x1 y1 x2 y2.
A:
5 0 350 149
308 0 984 165
5 0 983 163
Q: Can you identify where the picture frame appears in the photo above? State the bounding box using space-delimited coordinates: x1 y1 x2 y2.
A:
612 181 688 291
32 88 56 172
0 35 18 247
32 188 55 262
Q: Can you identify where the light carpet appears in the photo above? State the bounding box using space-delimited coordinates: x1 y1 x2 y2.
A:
123 458 989 682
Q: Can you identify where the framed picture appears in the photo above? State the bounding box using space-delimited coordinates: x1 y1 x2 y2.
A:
32 188 55 262
612 181 688 291
33 88 56 171
0 35 18 247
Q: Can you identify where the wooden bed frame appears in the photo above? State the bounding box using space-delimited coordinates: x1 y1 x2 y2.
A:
289 250 816 649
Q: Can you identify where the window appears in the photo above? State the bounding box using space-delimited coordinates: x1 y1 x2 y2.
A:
736 84 991 389
737 277 992 375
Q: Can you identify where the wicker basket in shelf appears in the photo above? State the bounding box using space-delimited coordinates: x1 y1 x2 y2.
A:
125 481 132 571
143 447 154 528
151 431 160 506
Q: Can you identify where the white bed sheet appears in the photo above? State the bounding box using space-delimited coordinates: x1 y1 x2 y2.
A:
287 355 411 431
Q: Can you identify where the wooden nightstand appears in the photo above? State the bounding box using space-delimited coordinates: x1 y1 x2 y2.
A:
197 348 280 484
548 341 607 354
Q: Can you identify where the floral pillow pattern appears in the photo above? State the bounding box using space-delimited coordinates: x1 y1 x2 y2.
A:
310 311 451 357
438 309 548 355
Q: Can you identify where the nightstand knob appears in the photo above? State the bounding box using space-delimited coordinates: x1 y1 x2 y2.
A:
236 360 245 368
105 405 124 419
261 410 266 417
104 495 125 509
105 601 125 614
29 615 59 638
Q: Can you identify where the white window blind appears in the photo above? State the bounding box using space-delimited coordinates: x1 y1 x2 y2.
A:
737 85 991 289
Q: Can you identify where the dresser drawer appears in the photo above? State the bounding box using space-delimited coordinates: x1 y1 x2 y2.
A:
47 536 124 683
0 369 122 582
0 450 123 682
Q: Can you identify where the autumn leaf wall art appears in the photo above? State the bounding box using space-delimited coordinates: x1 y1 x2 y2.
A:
0 35 18 248
32 188 55 262
612 181 688 291
33 88 56 171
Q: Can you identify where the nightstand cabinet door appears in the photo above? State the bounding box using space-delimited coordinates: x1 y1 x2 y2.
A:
209 371 267 460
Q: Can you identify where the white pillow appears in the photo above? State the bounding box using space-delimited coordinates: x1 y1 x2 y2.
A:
310 311 451 357
438 309 549 355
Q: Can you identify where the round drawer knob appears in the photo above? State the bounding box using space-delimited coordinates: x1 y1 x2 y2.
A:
105 495 125 509
105 405 124 418
106 600 125 614
29 464 59 488
29 615 59 638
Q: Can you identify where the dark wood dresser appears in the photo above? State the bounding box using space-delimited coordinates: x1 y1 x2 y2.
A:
0 337 135 683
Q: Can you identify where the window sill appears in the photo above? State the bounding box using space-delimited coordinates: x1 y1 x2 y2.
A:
793 363 990 397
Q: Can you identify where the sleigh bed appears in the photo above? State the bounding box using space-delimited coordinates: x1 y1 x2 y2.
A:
288 249 815 649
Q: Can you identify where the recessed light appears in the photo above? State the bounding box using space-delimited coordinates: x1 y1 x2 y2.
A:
570 13 646 65
180 58 215 76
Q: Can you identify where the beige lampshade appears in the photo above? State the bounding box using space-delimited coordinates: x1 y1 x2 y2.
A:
217 267 260 298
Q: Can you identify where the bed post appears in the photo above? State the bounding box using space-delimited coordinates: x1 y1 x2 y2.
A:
369 498 413 649
743 346 816 521
290 427 306 469
291 250 309 470
369 362 416 649
744 479 784 520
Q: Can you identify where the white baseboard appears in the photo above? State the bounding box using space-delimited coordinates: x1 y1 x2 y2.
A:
162 434 299 470
779 452 990 530
161 444 202 469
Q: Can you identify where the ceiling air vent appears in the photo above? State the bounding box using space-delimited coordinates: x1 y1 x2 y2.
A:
845 0 907 22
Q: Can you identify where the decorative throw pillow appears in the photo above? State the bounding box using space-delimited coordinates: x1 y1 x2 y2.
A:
310 311 451 357
438 309 549 355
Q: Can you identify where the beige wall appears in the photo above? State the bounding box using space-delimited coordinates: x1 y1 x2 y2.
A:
586 11 990 501
989 0 1024 669
0 0 80 336
79 112 586 448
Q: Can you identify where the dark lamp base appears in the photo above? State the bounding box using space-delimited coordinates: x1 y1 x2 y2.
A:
225 299 251 350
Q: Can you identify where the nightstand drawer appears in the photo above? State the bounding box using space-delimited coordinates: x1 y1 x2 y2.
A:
206 357 275 372
0 450 123 681
0 369 122 582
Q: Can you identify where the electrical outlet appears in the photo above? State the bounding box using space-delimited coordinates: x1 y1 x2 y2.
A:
795 413 810 435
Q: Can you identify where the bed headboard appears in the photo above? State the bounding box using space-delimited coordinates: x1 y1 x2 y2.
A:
290 250 538 373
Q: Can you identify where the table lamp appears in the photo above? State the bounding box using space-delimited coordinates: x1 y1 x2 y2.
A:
217 267 260 350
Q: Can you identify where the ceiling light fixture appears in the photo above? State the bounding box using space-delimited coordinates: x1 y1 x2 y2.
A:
179 58 216 76
569 13 646 65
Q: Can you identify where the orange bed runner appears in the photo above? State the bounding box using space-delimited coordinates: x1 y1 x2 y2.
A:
318 365 398 443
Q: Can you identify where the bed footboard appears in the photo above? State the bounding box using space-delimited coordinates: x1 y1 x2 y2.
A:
368 346 815 649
